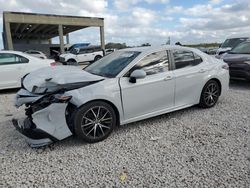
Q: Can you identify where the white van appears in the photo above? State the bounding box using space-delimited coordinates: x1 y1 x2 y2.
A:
216 34 249 58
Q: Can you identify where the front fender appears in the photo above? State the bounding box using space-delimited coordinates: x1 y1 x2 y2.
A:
65 79 124 123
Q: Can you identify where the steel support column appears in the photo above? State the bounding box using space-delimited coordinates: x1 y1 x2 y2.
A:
58 24 65 53
100 26 105 54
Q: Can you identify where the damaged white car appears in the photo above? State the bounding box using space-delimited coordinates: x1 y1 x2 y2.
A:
13 46 229 147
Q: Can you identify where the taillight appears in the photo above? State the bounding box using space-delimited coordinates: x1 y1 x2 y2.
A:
222 64 229 70
50 62 56 67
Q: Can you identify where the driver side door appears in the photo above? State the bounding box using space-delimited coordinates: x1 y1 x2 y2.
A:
119 50 175 122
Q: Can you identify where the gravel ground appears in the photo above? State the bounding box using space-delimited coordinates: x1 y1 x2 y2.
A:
0 80 249 187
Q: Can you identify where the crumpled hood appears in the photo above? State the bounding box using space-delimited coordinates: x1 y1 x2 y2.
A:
23 66 104 94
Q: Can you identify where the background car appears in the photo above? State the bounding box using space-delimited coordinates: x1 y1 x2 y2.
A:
66 43 90 52
13 45 229 147
59 45 104 65
221 40 250 81
24 50 47 59
216 34 249 58
0 51 56 90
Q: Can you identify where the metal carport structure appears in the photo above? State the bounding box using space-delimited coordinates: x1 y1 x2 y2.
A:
2 12 105 53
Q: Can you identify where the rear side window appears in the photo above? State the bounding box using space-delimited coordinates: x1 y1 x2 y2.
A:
0 53 29 65
173 50 202 69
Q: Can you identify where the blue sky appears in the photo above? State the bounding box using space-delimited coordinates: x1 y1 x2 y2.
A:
0 0 249 49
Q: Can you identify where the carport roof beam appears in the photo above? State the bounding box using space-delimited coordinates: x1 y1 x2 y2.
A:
3 12 104 27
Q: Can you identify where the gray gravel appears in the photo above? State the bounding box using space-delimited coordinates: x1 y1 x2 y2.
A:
0 80 250 187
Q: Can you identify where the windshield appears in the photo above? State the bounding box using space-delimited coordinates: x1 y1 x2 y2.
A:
69 48 78 54
230 42 250 54
85 51 141 78
221 38 248 48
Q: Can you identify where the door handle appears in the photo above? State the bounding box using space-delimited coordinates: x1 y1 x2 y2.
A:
199 69 206 73
164 75 173 81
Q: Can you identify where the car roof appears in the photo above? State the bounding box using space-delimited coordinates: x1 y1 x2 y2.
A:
0 50 26 55
225 34 250 39
120 45 198 54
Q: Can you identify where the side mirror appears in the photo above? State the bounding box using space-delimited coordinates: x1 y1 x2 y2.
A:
129 69 146 83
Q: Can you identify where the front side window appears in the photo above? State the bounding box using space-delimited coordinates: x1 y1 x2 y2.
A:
130 51 169 76
173 50 202 69
85 51 140 78
230 42 250 54
0 53 29 65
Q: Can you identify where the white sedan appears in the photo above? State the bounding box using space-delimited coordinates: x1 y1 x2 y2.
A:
13 45 229 147
24 50 47 59
0 51 56 90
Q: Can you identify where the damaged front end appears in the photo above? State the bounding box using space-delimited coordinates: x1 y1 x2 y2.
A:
13 89 74 148
12 66 104 148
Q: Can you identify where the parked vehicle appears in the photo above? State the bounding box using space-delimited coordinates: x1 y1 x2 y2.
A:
198 47 209 54
13 46 229 147
59 45 103 65
0 51 56 90
24 50 47 59
105 48 116 55
66 43 90 52
221 40 250 81
216 34 249 58
207 47 219 55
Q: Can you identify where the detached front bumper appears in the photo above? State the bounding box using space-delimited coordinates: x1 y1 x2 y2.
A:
13 100 73 148
12 118 54 147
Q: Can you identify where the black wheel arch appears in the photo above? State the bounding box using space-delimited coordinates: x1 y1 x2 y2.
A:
94 55 102 60
67 58 77 62
208 78 222 96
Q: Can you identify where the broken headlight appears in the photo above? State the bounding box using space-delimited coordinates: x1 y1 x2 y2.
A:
51 94 72 103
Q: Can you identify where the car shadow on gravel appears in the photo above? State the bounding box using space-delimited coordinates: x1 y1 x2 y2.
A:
115 105 201 134
229 79 250 90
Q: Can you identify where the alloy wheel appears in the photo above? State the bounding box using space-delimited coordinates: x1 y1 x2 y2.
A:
81 106 113 139
203 82 219 106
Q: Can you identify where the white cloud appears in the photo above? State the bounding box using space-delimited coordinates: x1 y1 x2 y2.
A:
209 0 223 5
114 0 169 10
0 0 250 48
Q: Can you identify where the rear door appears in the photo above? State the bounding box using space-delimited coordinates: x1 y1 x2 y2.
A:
170 49 207 107
77 48 94 62
0 53 29 89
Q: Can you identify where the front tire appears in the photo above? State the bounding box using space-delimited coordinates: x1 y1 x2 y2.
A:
74 101 117 143
199 80 220 108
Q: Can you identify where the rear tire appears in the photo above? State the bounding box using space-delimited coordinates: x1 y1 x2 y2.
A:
94 55 102 62
74 101 117 143
67 59 78 66
199 80 220 108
